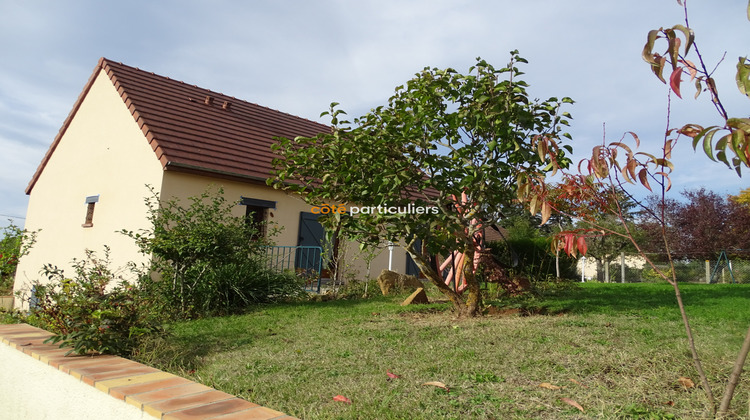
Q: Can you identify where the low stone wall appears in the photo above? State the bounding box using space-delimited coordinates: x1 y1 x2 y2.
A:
0 324 296 420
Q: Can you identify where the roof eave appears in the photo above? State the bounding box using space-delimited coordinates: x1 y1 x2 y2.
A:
164 161 270 186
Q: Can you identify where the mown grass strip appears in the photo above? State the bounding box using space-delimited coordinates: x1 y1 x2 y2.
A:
134 283 750 419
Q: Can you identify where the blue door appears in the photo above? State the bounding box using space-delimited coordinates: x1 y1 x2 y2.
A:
296 212 325 272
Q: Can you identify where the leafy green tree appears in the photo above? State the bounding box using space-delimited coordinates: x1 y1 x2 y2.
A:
271 53 573 317
0 221 37 295
488 215 577 281
730 186 750 207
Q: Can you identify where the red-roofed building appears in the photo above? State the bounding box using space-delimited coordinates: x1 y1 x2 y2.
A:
14 58 407 297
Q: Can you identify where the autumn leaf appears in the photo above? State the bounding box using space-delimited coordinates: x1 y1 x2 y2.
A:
679 59 698 80
423 381 450 392
576 236 588 256
333 395 352 404
655 171 672 191
560 232 579 257
737 56 750 98
670 67 683 98
569 378 588 388
678 376 695 388
540 200 552 225
386 370 401 380
642 29 660 64
539 382 562 390
679 124 703 138
561 397 584 413
626 131 641 147
672 24 694 55
638 168 652 192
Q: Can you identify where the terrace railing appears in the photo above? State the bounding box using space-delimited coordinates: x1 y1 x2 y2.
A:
263 246 323 293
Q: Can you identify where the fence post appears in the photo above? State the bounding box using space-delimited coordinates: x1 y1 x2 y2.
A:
705 260 711 284
621 252 626 283
604 261 610 283
581 256 586 282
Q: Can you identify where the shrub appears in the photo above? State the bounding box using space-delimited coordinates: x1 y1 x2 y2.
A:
0 221 37 295
122 186 304 319
335 278 380 299
487 237 577 281
138 258 305 318
25 248 162 356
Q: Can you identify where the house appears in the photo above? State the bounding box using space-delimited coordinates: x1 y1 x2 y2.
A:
13 58 408 299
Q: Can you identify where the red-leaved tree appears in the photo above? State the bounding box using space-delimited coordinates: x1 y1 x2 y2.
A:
519 1 750 416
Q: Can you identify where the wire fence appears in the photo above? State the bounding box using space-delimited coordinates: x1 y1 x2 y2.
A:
579 253 750 284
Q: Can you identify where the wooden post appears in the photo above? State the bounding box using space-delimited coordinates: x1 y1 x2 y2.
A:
705 260 710 284
604 261 610 283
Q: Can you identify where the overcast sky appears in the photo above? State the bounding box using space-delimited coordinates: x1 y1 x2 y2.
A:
1 0 748 228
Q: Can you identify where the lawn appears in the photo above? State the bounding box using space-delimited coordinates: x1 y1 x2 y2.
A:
134 282 750 419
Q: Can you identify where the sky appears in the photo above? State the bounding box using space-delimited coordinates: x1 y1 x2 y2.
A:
1 0 748 229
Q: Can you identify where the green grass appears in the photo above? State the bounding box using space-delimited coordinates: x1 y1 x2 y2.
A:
133 282 750 419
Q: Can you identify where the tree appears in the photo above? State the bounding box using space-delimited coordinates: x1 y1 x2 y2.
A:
636 194 682 259
525 1 750 416
638 188 750 260
731 187 750 206
270 52 573 317
642 1 750 175
0 221 37 295
579 216 638 281
488 214 578 281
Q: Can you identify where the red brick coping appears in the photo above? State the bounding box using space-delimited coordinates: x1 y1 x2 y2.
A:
0 324 298 420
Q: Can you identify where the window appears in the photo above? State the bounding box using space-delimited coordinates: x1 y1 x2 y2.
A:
82 195 99 228
240 197 275 239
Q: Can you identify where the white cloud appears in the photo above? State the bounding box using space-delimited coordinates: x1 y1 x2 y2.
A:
0 0 747 221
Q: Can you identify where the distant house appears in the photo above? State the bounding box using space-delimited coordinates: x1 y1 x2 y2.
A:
13 58 407 297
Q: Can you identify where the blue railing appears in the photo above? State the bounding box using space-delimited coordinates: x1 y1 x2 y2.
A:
263 246 323 293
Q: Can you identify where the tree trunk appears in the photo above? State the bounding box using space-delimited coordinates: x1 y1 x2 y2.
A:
461 249 482 317
406 247 463 306
717 324 750 417
670 280 717 414
404 244 480 317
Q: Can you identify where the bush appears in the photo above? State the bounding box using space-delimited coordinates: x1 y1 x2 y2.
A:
335 278 380 299
138 258 305 318
122 186 305 319
487 237 577 281
25 248 162 356
0 221 37 295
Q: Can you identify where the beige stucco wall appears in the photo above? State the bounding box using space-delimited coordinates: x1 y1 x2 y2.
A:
14 69 164 300
159 172 408 280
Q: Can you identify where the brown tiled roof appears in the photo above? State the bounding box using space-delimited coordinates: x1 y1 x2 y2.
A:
26 57 331 194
